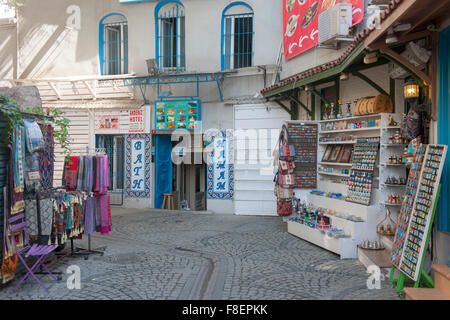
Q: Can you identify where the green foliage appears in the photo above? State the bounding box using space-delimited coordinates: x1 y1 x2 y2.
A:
0 94 24 144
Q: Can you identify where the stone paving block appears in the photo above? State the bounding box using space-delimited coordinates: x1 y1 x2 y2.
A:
0 211 400 300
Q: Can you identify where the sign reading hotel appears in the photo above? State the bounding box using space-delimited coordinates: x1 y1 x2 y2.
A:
130 138 146 192
128 109 144 133
155 100 201 131
95 108 145 133
283 0 364 60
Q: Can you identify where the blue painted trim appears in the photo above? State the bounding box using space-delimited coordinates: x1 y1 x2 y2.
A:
437 26 450 232
220 1 253 71
119 0 157 3
154 0 184 71
99 12 127 75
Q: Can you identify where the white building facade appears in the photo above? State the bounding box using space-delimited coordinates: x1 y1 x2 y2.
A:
0 0 289 214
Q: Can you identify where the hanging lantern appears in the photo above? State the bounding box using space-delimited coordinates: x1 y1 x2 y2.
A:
403 82 419 99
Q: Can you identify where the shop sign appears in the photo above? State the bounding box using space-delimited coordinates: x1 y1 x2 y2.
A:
206 130 234 200
130 138 146 192
128 109 144 133
283 0 364 60
155 100 201 131
212 137 230 194
95 108 145 133
97 113 119 130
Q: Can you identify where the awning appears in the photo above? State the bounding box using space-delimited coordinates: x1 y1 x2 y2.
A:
261 0 407 98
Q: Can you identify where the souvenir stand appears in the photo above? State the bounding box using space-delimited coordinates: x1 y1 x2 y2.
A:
283 112 406 259
1 111 58 284
1 109 113 285
389 145 447 294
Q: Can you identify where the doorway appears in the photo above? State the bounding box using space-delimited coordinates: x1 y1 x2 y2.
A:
95 135 125 205
155 134 206 211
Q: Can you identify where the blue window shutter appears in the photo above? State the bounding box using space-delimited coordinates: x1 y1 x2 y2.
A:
437 26 450 232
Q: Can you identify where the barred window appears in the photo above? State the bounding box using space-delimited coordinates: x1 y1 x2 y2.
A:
156 1 185 73
221 2 254 70
100 14 128 75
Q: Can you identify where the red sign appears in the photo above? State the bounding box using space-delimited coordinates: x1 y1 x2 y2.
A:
283 0 364 60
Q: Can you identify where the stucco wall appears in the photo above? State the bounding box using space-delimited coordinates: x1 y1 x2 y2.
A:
0 23 17 83
9 0 282 79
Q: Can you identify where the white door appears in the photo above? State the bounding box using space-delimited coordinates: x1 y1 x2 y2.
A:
234 104 290 216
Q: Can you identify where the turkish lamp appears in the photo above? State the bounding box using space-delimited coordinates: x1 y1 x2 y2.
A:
403 82 419 99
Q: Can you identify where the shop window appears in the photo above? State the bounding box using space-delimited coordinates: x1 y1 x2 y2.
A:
221 2 254 70
155 0 185 73
99 13 129 75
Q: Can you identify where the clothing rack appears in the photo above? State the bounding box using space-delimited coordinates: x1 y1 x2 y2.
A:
68 146 108 260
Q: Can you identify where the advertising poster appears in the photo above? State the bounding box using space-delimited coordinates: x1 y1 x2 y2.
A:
155 100 201 131
98 114 119 130
283 0 364 60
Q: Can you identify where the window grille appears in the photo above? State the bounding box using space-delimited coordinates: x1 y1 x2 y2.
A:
222 3 254 70
101 14 128 75
156 2 185 73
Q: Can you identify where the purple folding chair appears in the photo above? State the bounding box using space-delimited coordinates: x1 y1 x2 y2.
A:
8 213 59 294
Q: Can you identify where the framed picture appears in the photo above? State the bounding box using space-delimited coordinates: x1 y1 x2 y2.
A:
328 145 343 162
339 145 353 163
322 145 333 162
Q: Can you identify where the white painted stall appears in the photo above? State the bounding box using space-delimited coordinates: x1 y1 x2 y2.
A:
233 104 290 215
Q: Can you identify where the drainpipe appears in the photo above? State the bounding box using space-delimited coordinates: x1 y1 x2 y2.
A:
15 5 19 79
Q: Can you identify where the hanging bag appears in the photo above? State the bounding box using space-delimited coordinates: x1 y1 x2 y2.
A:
279 125 296 161
277 198 293 217
276 185 294 199
278 159 295 174
277 172 295 188
401 108 421 140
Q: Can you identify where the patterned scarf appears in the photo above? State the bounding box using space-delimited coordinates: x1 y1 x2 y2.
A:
94 156 100 192
9 127 25 214
65 156 78 191
38 124 54 190
83 196 95 235
98 194 111 234
76 156 84 191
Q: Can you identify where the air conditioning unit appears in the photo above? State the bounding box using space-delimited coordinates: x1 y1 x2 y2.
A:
146 59 160 76
318 3 353 46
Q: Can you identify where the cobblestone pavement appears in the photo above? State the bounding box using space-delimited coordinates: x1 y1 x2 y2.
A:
0 210 400 300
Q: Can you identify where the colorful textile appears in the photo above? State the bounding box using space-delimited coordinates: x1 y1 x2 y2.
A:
65 156 78 191
13 126 25 193
98 155 104 193
24 153 41 192
77 156 84 191
83 196 95 235
94 156 100 192
38 124 54 190
24 198 53 237
24 199 38 236
98 194 111 234
9 143 24 215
